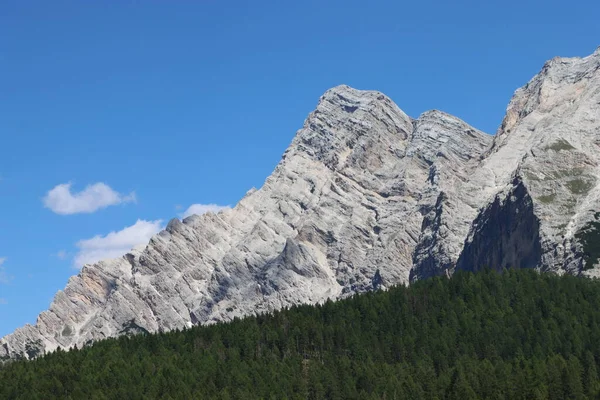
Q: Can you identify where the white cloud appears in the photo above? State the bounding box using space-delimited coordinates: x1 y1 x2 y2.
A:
43 182 136 215
0 257 12 284
180 203 230 219
73 219 163 268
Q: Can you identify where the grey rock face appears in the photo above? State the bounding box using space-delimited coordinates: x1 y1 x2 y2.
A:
2 48 600 361
456 47 600 277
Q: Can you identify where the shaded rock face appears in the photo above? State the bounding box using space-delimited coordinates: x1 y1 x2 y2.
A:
2 48 600 361
455 178 542 273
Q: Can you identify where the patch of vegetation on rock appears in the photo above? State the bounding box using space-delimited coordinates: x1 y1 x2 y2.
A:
550 168 584 180
566 178 595 195
546 138 576 151
538 193 556 204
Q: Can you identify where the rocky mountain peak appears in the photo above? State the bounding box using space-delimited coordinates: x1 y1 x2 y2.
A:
495 48 600 141
3 48 600 361
287 84 412 172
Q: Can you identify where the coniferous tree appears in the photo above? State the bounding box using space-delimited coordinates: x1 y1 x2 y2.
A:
2 269 600 399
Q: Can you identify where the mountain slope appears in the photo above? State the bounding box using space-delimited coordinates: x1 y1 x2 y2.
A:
454 48 600 276
2 48 600 360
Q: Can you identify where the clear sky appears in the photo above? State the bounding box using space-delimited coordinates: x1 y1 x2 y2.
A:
0 0 598 337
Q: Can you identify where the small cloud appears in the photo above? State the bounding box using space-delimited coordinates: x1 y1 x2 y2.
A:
0 257 12 284
174 204 183 211
73 219 163 268
43 182 136 215
180 203 230 219
0 298 7 305
55 250 68 260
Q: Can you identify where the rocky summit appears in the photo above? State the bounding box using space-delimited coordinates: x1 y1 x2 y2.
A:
2 48 600 361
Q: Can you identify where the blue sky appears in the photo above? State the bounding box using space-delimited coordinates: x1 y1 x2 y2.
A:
0 0 599 337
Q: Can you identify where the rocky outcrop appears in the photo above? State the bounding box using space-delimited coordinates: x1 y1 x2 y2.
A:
455 177 542 273
461 47 600 278
2 47 600 361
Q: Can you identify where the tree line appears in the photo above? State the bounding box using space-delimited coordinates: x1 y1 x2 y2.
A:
1 268 600 399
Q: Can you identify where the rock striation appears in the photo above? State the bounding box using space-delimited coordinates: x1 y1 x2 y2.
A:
2 47 600 360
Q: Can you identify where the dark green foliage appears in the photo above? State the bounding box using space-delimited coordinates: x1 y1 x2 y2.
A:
2 269 600 399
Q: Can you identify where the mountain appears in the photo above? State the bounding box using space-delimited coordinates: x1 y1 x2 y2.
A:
2 48 600 361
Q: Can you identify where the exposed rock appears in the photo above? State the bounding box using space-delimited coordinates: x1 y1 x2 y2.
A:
455 177 542 273
2 47 600 360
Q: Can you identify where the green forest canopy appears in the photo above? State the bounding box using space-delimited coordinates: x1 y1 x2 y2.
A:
2 269 600 399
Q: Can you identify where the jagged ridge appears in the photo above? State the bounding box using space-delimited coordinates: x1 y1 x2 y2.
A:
2 47 600 360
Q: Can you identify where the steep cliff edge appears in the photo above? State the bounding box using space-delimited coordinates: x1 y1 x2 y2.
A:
452 47 600 277
2 48 600 361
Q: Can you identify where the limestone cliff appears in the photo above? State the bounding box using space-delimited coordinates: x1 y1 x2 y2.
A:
2 47 600 361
